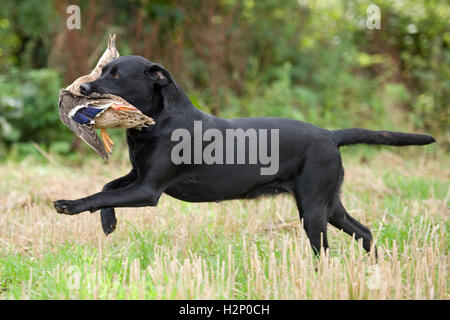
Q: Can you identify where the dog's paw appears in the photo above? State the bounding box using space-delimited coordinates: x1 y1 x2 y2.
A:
101 208 117 236
53 200 78 215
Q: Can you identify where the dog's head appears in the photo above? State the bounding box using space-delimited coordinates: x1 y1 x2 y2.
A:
80 55 174 114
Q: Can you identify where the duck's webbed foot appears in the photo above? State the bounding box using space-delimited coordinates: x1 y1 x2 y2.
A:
100 128 114 154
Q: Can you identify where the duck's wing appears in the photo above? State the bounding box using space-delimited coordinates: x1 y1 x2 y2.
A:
70 117 109 160
58 91 109 160
69 104 109 124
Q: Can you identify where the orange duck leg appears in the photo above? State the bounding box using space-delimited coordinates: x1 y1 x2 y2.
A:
100 128 114 154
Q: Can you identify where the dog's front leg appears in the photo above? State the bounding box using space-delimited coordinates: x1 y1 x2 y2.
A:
99 169 137 235
54 181 161 215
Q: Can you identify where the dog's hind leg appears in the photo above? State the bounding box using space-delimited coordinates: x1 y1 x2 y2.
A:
329 200 376 256
300 200 329 256
294 149 343 257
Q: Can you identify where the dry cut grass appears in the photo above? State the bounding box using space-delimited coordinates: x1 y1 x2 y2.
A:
0 148 448 299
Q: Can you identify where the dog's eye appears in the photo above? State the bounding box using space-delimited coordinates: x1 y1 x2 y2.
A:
113 73 120 79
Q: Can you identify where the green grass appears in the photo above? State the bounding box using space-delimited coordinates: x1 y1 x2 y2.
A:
0 148 448 299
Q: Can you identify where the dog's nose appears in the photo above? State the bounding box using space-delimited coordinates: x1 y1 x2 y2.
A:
80 83 92 95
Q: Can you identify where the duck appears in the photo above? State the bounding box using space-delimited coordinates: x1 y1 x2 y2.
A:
59 90 154 158
58 34 154 159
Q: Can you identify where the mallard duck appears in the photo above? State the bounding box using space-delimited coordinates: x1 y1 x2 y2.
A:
59 90 154 158
58 34 154 159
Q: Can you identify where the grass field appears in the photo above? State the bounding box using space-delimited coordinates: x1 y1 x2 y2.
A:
0 146 448 299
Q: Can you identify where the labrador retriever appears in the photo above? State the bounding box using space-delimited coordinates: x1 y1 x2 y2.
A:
54 55 436 256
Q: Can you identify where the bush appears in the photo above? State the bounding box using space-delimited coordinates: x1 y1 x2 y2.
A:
0 68 73 158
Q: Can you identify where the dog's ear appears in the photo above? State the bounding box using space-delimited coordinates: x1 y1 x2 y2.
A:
145 64 171 87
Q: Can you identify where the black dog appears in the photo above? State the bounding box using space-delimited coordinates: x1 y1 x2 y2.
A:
54 55 435 256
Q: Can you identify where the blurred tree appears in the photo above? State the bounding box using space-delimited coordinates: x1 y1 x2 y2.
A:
0 0 448 157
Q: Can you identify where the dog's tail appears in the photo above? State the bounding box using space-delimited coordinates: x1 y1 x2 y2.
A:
331 128 436 147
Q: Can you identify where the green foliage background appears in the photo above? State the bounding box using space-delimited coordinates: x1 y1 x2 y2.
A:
0 0 448 161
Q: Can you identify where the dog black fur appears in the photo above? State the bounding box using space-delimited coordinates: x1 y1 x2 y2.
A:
54 55 436 256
